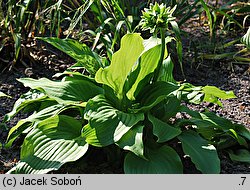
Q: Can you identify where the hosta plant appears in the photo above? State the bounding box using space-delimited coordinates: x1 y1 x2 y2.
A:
3 3 250 174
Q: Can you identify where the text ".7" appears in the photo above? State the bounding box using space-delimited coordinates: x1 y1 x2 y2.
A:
239 177 246 186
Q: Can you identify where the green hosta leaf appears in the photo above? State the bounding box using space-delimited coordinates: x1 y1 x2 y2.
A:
203 86 236 99
178 131 220 174
242 27 250 49
228 129 248 148
3 90 48 122
235 124 250 141
217 136 238 150
152 96 181 121
134 81 179 112
54 71 96 84
179 105 202 119
5 103 84 148
227 149 250 163
124 145 183 174
179 83 236 106
83 95 144 147
116 124 145 158
179 110 250 145
189 118 222 140
176 110 222 141
126 37 172 100
37 37 101 74
95 33 144 100
126 43 161 100
199 112 250 144
188 93 204 104
5 121 32 149
18 78 103 104
148 114 181 143
7 115 88 174
143 36 162 52
199 112 234 130
202 86 236 106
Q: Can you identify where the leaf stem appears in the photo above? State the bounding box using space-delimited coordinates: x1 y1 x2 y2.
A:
153 28 165 82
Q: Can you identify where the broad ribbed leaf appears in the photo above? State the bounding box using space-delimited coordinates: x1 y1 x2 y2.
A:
152 96 181 122
83 95 144 147
126 44 161 100
197 112 233 130
199 112 250 144
134 81 179 112
38 37 101 74
178 131 220 174
202 86 236 106
7 115 88 174
5 103 84 148
116 124 145 158
126 37 172 100
18 78 103 104
178 110 250 145
176 110 226 140
228 129 248 148
3 90 48 122
95 33 144 100
242 27 250 49
124 145 183 174
203 86 236 99
148 114 181 143
235 124 250 141
187 118 221 140
179 105 202 119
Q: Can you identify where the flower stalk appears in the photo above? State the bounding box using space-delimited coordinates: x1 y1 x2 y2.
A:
153 28 166 82
140 3 176 82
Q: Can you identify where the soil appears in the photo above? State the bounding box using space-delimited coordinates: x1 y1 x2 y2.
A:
0 8 250 174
